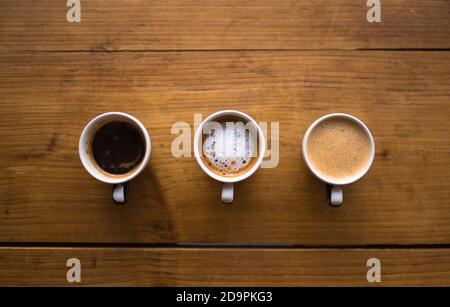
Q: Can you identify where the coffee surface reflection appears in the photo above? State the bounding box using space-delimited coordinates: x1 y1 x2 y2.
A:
92 121 145 175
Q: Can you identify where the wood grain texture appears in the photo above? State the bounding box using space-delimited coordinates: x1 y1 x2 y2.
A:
0 51 449 245
0 0 449 51
0 247 449 286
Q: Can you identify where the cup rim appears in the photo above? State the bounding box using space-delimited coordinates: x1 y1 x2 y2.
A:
302 113 375 186
194 110 266 183
79 112 152 184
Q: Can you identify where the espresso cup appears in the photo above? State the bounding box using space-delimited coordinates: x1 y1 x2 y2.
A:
194 110 266 204
79 112 152 203
302 113 375 207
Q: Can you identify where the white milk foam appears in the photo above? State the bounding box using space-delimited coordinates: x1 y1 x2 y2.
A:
203 122 256 173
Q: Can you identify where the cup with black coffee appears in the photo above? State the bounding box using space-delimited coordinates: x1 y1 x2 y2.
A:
79 112 151 203
302 113 375 207
194 110 266 204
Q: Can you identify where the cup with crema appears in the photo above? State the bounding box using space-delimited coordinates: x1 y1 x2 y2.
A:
194 110 266 203
79 112 152 203
302 113 375 207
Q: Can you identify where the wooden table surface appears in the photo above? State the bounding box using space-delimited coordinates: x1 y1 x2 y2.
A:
0 0 449 286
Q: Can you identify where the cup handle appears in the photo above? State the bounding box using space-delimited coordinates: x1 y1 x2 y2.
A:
326 184 343 207
221 182 234 204
113 182 129 204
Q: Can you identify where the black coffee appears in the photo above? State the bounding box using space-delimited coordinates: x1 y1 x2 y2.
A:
92 121 145 175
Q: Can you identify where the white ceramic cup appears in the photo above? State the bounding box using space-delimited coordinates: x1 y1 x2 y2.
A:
194 110 266 204
79 112 152 203
302 113 375 207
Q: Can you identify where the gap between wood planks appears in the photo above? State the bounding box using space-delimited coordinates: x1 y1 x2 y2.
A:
1 48 450 53
1 242 450 249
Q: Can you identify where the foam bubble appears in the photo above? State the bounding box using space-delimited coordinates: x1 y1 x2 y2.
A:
203 122 256 173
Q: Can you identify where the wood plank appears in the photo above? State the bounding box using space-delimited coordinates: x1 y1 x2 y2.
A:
0 51 449 244
0 0 449 51
0 247 449 286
